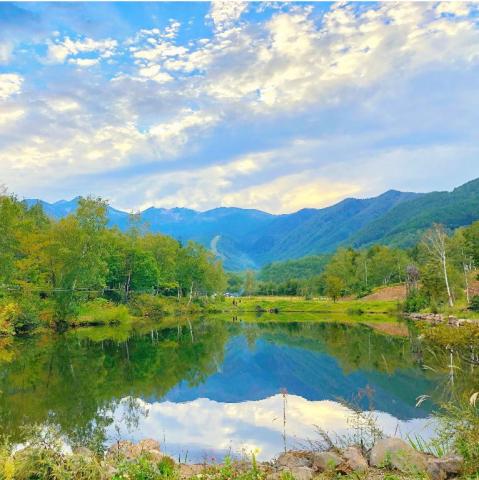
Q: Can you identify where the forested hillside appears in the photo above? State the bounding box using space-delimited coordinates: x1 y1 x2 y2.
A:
351 178 479 248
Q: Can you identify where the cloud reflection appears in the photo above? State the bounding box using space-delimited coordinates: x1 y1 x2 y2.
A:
108 394 434 462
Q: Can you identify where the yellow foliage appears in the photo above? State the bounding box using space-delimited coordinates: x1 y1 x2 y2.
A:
0 303 18 336
3 456 15 480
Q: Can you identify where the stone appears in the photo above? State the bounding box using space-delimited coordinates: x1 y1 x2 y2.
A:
426 460 447 480
179 463 205 478
426 454 463 480
106 439 172 463
311 451 342 472
288 466 314 480
276 451 311 469
342 446 368 473
369 438 426 473
137 439 161 452
267 466 314 480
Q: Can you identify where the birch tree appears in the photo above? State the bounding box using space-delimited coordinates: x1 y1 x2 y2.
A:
422 224 454 307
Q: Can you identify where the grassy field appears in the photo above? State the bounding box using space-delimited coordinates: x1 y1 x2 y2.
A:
217 296 401 315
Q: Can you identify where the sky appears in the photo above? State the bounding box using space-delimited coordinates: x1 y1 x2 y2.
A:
1 1 479 213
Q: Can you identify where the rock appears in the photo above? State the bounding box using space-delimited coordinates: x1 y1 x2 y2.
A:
106 439 172 463
266 473 282 480
288 466 314 480
426 454 463 479
312 451 342 472
179 463 205 478
268 466 314 480
369 438 426 473
343 446 368 473
276 451 311 469
137 439 161 452
426 460 447 480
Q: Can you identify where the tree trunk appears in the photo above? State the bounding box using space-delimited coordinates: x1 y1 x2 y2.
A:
442 254 454 307
464 263 471 304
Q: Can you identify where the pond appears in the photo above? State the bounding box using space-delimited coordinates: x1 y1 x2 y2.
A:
0 316 459 462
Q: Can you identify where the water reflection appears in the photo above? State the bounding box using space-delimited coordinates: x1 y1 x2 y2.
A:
109 395 434 462
0 317 463 459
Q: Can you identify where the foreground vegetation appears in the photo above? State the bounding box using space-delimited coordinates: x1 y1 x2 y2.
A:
0 385 478 480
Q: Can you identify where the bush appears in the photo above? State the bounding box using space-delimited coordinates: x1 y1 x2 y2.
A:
112 455 177 480
403 292 428 312
469 296 479 312
0 299 40 335
434 395 479 476
129 294 172 318
76 299 130 326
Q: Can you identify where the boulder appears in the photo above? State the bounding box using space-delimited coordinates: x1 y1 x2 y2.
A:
312 451 342 472
267 466 314 480
276 451 311 469
137 439 161 452
106 439 171 463
426 454 463 480
426 460 447 480
369 438 426 473
179 463 205 478
288 466 314 480
342 446 368 473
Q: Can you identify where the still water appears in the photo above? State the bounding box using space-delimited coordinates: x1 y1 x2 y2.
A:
0 317 452 461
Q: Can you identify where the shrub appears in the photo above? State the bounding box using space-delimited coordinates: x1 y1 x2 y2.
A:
112 455 178 480
434 394 479 476
469 296 479 312
403 292 428 312
0 299 40 335
129 294 172 318
76 299 130 326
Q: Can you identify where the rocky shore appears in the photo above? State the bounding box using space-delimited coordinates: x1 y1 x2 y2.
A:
104 437 464 480
406 312 479 327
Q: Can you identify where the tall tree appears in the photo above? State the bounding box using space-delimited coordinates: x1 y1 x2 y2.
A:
422 224 454 307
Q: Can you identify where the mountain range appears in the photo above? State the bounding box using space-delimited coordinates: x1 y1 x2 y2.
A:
25 178 479 270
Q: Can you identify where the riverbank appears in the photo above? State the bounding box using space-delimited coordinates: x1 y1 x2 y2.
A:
0 435 467 480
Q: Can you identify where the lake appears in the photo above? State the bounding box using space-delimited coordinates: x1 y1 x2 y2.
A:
0 316 455 462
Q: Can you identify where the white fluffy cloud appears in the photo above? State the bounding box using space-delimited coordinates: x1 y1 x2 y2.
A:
47 36 117 65
0 73 23 100
209 1 249 31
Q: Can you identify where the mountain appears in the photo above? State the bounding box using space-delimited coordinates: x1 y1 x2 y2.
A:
24 178 479 270
350 178 479 248
241 189 420 265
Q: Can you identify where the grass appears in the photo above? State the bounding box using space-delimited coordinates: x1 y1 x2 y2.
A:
217 296 401 315
74 299 132 326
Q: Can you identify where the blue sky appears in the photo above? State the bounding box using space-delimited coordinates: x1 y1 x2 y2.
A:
1 1 479 213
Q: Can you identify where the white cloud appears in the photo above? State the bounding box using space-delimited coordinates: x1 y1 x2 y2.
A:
209 1 249 31
137 64 173 83
47 36 117 64
0 106 25 126
148 109 219 156
152 2 479 113
0 43 13 64
0 73 23 100
69 57 100 67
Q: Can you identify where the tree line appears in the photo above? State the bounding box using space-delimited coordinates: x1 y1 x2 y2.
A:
231 222 479 309
0 191 226 332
